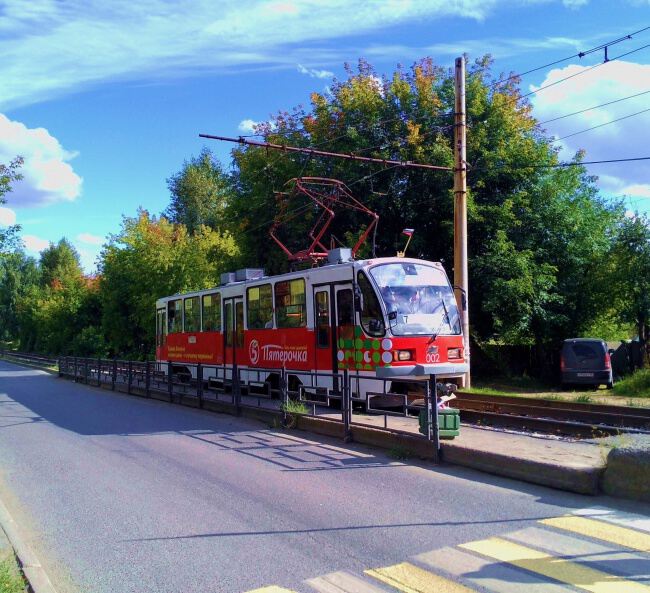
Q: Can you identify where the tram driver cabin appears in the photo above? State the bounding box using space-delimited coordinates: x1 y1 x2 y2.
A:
155 248 468 402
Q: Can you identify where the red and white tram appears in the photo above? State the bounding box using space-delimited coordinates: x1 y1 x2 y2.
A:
155 248 468 400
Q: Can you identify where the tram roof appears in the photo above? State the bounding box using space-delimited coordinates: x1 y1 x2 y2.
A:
155 255 445 307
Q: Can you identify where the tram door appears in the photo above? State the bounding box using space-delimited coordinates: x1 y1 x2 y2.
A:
313 287 332 372
334 285 356 372
223 297 245 372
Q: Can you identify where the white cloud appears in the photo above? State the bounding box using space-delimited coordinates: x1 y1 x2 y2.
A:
0 0 590 110
0 113 83 207
620 184 650 199
0 207 16 227
77 232 104 245
238 119 259 134
532 60 650 200
297 64 334 79
22 234 50 253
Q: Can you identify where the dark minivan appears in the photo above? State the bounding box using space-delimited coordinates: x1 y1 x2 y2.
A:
561 338 614 389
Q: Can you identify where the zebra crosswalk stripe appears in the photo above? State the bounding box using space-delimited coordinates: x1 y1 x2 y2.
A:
540 516 650 553
365 561 477 593
459 536 650 593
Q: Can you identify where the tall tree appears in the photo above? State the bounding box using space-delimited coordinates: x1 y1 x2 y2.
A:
164 148 234 234
100 210 239 357
226 56 623 354
611 214 650 366
0 156 23 253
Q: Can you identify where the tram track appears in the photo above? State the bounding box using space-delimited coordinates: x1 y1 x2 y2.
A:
454 391 650 438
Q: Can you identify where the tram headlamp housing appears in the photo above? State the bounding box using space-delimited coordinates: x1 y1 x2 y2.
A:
447 347 462 360
395 350 413 361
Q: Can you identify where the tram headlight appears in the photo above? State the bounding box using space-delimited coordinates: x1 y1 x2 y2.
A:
395 350 413 361
447 347 462 360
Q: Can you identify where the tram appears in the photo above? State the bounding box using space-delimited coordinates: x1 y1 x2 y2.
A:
155 247 468 400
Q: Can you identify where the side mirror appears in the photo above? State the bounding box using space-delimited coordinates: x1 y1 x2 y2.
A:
452 285 467 311
388 310 398 321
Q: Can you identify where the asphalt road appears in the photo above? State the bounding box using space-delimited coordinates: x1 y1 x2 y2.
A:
0 359 648 593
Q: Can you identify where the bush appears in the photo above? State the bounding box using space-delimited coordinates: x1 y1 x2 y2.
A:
613 369 650 398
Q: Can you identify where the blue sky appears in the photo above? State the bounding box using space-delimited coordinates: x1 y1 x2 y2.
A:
1 0 649 272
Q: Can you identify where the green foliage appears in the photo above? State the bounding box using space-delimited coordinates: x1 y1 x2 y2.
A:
613 369 650 398
164 148 234 234
609 214 650 364
0 156 23 253
100 210 239 357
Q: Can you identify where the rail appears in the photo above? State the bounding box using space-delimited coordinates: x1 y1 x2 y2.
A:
0 350 59 369
455 391 650 437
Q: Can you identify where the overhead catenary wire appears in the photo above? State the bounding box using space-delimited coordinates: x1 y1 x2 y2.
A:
537 89 650 125
199 134 454 171
551 107 650 142
489 25 650 90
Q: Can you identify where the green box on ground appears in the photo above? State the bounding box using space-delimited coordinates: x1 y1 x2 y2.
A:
418 408 460 439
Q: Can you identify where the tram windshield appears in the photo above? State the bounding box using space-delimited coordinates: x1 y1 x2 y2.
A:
369 262 461 336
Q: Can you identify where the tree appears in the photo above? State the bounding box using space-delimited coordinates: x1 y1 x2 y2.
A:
0 156 23 253
225 56 623 359
164 148 234 234
100 210 239 357
610 214 650 366
39 238 84 288
0 250 39 343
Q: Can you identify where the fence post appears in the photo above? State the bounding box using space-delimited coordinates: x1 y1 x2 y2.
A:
73 357 78 382
112 359 117 390
97 357 102 386
343 369 352 442
166 360 172 402
233 363 241 415
280 368 288 426
197 363 203 408
427 375 440 463
145 360 151 398
58 357 63 377
127 360 133 395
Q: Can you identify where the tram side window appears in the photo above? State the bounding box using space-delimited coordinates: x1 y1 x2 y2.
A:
236 302 244 347
275 279 306 328
357 272 385 337
202 293 221 331
224 302 233 347
168 299 182 334
315 291 330 348
337 289 354 326
247 284 273 329
184 296 200 333
156 308 166 347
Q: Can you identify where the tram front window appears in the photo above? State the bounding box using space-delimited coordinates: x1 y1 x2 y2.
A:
370 263 461 336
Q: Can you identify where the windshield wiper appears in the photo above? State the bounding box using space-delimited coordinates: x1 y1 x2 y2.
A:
429 297 450 343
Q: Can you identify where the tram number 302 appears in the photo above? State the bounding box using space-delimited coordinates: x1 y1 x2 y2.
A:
426 352 440 363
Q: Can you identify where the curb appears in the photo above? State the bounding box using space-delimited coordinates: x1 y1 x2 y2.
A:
0 497 58 593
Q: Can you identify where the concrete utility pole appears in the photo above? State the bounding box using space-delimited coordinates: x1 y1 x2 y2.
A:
454 56 471 388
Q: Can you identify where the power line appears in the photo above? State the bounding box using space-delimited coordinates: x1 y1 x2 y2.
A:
490 25 650 90
552 107 650 142
538 89 650 125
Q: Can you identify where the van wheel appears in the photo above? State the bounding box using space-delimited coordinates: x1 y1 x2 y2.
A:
606 380 614 390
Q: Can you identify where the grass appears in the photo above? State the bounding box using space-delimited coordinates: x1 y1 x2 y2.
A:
0 553 26 593
613 369 650 398
281 399 309 415
575 394 593 403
